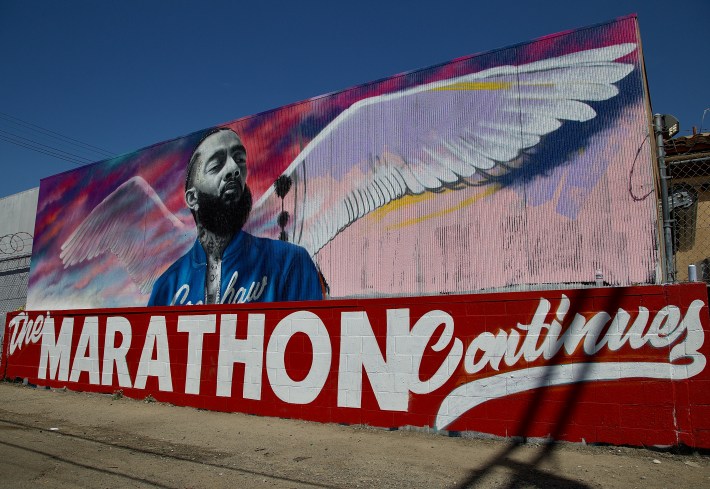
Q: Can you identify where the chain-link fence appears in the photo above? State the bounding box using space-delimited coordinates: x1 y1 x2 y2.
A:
0 254 31 364
666 146 710 282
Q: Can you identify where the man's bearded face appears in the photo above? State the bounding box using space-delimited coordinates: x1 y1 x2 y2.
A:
186 129 252 235
195 183 252 236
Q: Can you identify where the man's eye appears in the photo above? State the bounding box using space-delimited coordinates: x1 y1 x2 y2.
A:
206 162 222 173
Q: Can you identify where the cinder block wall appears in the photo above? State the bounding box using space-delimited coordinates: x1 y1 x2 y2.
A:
3 283 709 448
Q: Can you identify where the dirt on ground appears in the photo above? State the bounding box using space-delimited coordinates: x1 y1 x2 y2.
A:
0 381 708 489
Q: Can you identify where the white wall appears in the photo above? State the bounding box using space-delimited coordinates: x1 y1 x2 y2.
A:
0 187 39 364
0 187 39 237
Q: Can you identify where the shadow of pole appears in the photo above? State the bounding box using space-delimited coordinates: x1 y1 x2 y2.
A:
454 286 628 488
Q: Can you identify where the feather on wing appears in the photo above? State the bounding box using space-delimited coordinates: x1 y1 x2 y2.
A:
246 43 638 256
60 176 192 294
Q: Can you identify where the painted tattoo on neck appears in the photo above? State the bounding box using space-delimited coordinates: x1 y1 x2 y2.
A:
197 225 231 260
197 224 231 304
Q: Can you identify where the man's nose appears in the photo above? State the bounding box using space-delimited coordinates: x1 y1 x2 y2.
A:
224 155 241 179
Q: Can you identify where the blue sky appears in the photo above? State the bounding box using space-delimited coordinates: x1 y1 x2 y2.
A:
0 0 707 199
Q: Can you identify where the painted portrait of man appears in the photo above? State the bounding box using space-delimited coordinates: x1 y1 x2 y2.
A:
148 128 324 306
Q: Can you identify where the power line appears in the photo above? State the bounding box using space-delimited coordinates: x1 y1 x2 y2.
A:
0 111 118 168
0 129 95 164
0 134 86 166
0 111 115 158
0 119 102 160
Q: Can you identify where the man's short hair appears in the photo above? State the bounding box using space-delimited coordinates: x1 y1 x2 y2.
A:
184 127 237 192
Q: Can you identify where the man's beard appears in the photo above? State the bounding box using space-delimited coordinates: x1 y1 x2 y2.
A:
195 184 252 237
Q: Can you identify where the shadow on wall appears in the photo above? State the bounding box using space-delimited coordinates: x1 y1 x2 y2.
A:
453 287 625 489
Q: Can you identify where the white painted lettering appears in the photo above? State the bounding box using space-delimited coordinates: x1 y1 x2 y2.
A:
69 317 100 384
8 312 46 356
101 316 133 388
38 316 74 382
338 309 410 411
441 298 708 430
216 313 265 399
266 311 331 404
221 272 268 304
407 310 463 394
170 284 192 306
134 316 173 392
178 314 216 395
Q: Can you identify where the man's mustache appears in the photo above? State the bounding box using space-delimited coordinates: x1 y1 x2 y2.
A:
221 178 242 196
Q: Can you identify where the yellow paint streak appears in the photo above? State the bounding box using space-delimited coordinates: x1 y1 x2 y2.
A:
432 81 512 91
370 192 436 222
383 185 501 231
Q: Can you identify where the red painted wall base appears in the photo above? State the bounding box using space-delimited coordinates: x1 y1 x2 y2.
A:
3 283 709 448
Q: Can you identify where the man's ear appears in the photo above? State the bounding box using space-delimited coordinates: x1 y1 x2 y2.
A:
185 188 198 210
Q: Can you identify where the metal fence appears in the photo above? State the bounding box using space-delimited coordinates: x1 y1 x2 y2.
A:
667 149 710 282
0 253 31 362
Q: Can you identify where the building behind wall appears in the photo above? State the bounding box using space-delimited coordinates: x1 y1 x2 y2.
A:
666 132 710 281
0 188 39 360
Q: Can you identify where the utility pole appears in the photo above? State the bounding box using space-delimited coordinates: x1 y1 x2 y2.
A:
654 113 678 283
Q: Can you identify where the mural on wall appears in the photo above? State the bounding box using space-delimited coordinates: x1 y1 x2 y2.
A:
4 284 710 448
26 16 657 309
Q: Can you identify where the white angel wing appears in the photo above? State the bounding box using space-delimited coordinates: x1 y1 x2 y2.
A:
60 176 193 294
245 43 637 255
